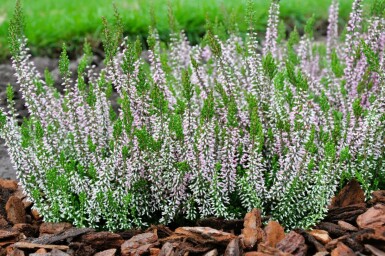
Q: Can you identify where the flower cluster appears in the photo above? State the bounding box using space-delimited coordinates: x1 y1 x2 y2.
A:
1 0 385 230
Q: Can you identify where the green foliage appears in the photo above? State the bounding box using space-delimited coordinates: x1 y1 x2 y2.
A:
167 1 178 33
287 27 300 64
0 111 7 130
6 84 14 106
122 38 141 75
304 14 316 38
44 69 54 87
353 98 363 118
59 43 70 78
206 30 222 57
181 70 194 102
8 0 24 57
263 52 278 80
331 50 344 78
227 98 238 127
370 0 385 17
0 0 360 61
361 40 380 72
319 91 330 113
246 0 256 30
102 6 123 63
201 91 215 122
286 61 309 91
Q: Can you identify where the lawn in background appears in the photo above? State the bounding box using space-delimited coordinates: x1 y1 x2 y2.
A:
0 0 372 60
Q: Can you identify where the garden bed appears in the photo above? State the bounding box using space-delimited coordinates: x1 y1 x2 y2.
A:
0 0 358 62
0 178 384 256
1 1 385 255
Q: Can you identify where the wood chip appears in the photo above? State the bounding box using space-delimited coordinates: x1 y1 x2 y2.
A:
31 227 94 244
316 222 346 238
308 229 332 244
337 221 358 231
325 203 366 223
364 244 385 256
0 229 20 240
330 180 365 208
12 241 69 250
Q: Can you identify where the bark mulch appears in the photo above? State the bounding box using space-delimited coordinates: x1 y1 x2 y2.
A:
0 179 384 256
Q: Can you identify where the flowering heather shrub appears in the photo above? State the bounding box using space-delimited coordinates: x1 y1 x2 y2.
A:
1 0 385 230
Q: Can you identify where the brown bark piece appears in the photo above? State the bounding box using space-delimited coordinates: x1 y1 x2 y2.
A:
0 239 18 247
330 180 365 208
355 232 385 250
0 179 18 191
197 218 244 234
0 215 8 227
81 232 124 250
5 196 26 224
325 235 349 251
337 221 358 232
0 229 20 240
158 234 186 244
12 241 69 250
331 242 355 256
39 222 72 235
203 249 218 256
145 225 173 239
68 242 95 256
117 229 143 240
12 188 26 201
276 231 307 256
174 226 235 245
225 238 242 256
357 204 385 234
9 248 25 256
12 223 38 237
296 229 326 252
364 244 385 256
308 229 332 244
175 241 212 254
316 222 347 238
313 253 329 256
326 203 366 223
94 249 117 256
21 198 32 209
244 252 266 256
50 249 70 256
370 191 385 205
35 248 48 254
159 242 174 256
31 209 42 221
32 227 94 244
258 243 291 256
240 209 264 250
121 232 158 256
343 237 364 252
149 248 160 256
262 220 285 248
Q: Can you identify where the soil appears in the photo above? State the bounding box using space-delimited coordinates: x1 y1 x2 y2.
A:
0 61 27 180
0 139 15 180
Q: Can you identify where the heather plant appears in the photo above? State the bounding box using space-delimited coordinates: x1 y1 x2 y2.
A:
1 0 385 231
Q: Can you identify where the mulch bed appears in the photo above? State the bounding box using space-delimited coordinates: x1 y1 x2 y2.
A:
0 179 384 256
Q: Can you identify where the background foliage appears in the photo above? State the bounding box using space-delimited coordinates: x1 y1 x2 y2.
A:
0 0 377 61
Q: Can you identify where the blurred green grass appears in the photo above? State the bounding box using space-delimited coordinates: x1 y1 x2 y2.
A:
0 0 374 60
